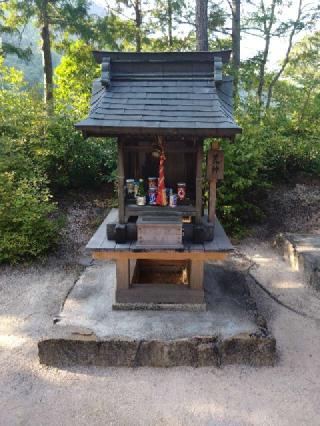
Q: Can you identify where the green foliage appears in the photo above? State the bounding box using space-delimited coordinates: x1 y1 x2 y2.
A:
209 32 320 234
217 136 266 235
0 54 116 263
0 57 60 263
53 41 117 188
43 116 117 189
54 40 99 117
1 0 320 251
0 171 61 264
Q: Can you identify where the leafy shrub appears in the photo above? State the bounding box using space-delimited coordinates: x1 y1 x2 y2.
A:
43 116 117 190
0 171 61 263
0 58 62 263
204 133 267 236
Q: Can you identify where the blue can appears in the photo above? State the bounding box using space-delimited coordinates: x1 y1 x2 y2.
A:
148 188 157 205
169 193 177 207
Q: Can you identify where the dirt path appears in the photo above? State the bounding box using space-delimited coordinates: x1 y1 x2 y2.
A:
1 242 320 426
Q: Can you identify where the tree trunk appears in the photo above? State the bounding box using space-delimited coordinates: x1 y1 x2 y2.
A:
257 0 276 107
40 0 53 109
231 0 241 97
265 0 303 109
167 0 173 48
196 0 208 51
134 0 142 52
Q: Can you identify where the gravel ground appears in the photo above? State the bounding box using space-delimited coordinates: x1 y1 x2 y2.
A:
1 184 320 425
1 249 320 426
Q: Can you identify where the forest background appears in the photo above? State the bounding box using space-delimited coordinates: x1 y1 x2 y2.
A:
0 0 319 263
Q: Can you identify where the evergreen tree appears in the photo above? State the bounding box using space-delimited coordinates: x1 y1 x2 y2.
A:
2 0 93 109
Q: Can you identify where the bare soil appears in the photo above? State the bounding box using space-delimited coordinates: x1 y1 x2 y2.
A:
249 177 320 240
1 182 320 425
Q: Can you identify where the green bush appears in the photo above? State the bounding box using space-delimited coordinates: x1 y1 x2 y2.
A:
43 116 117 190
0 171 61 263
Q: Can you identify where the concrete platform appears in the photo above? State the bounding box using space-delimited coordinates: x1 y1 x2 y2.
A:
38 262 276 368
276 233 320 290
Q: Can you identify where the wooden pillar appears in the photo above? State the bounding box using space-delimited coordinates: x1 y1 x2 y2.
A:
189 259 204 290
195 140 203 224
118 140 125 224
116 258 130 289
208 141 219 223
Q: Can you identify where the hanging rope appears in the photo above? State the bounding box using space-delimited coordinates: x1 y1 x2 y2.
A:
156 136 166 206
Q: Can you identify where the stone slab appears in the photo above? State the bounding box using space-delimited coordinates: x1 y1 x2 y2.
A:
276 233 320 290
38 262 276 367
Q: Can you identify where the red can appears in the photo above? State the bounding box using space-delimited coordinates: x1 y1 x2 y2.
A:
177 182 186 201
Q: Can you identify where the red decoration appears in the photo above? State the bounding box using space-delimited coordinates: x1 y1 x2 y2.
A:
156 137 166 206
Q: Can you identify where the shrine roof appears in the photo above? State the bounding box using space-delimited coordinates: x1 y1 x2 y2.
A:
75 51 242 138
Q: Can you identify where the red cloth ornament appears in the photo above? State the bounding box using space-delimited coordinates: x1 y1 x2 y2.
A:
156 138 166 206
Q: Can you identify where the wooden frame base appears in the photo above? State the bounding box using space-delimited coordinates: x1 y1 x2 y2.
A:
93 251 229 307
116 285 205 305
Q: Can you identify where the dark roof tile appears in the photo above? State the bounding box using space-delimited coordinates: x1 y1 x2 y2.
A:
76 52 241 137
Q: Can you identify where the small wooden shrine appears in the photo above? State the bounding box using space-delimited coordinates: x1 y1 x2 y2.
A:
76 50 241 309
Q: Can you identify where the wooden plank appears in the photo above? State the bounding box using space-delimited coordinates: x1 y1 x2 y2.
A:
92 50 232 64
86 209 233 255
204 218 233 252
189 260 204 290
99 236 117 251
116 258 130 289
189 244 205 252
208 177 217 223
136 216 182 249
208 142 219 223
85 208 118 251
92 250 228 261
118 140 125 224
195 141 203 224
125 204 197 217
123 145 198 153
116 285 204 305
115 242 132 251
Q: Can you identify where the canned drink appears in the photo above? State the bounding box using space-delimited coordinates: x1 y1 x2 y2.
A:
162 188 167 206
148 188 157 205
177 182 186 201
126 179 135 198
169 193 177 207
133 180 139 198
148 177 157 189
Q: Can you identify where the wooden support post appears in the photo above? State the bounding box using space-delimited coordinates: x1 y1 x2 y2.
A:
116 258 130 289
118 139 125 224
195 140 203 224
189 259 204 290
208 141 220 223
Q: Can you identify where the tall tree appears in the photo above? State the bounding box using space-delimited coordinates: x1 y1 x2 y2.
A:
153 0 186 50
0 1 32 59
231 0 240 96
265 0 302 108
256 0 277 107
196 0 208 51
133 0 142 52
244 0 319 108
40 0 53 105
3 0 92 109
114 0 149 52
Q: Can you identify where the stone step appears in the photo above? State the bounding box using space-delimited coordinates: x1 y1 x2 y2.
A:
38 262 276 368
275 233 320 290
